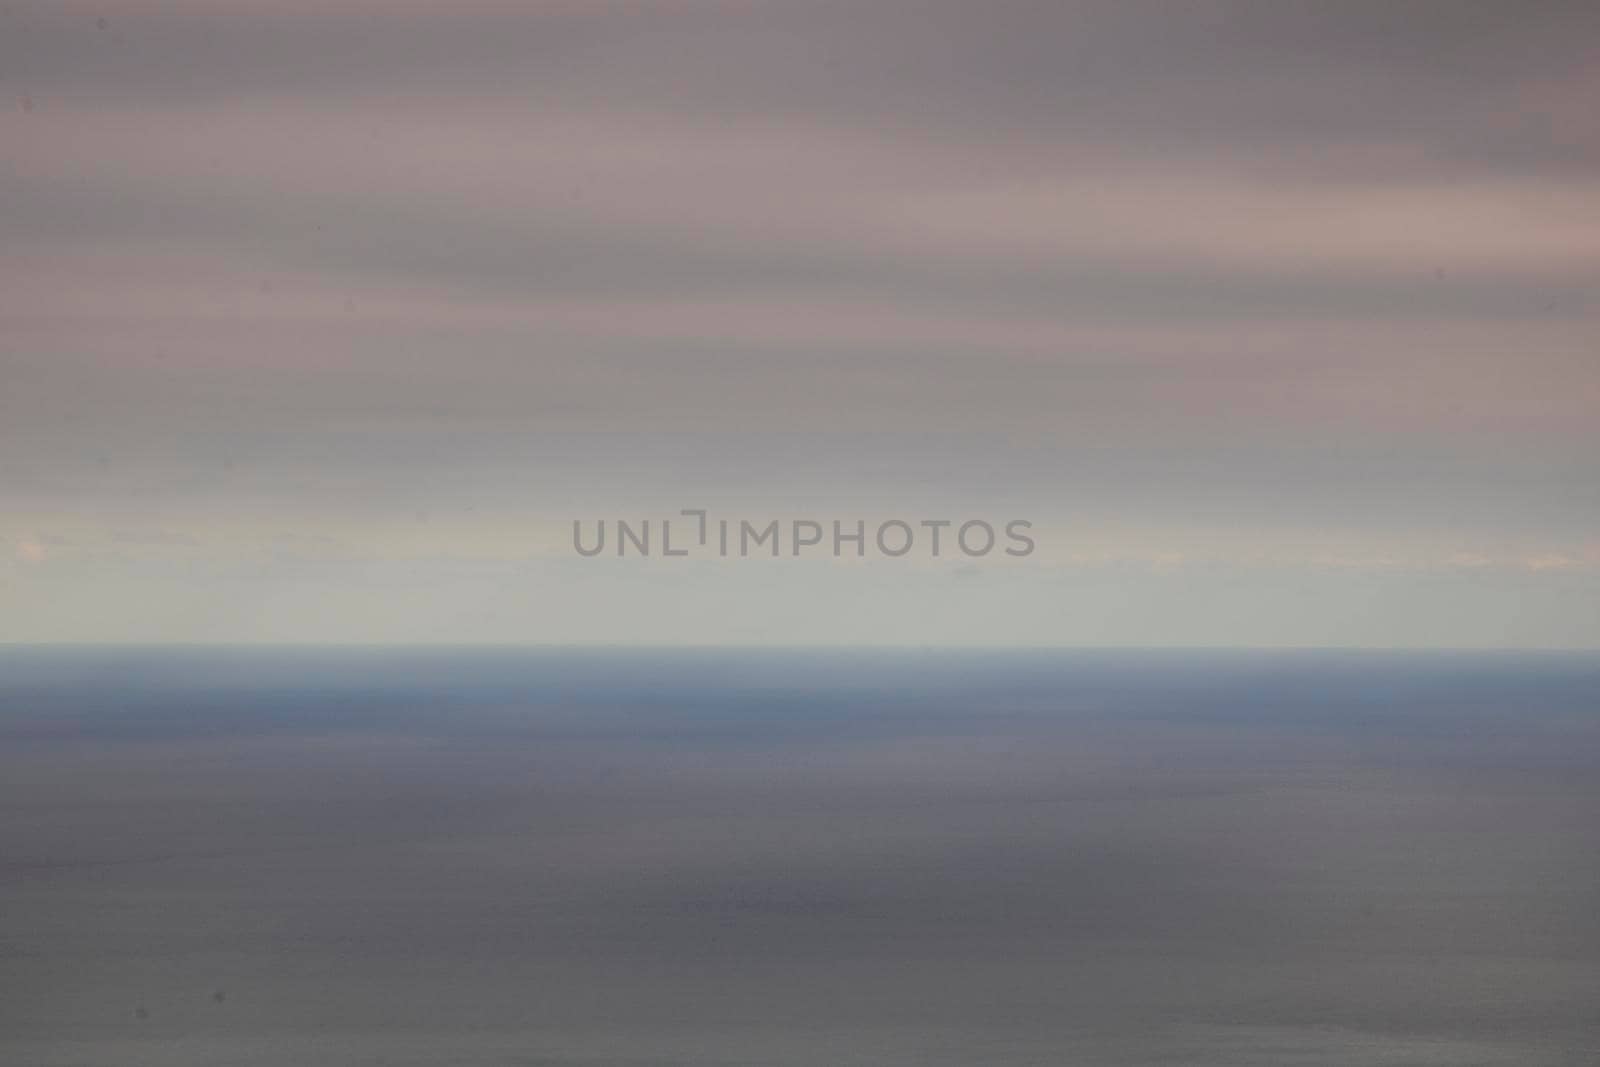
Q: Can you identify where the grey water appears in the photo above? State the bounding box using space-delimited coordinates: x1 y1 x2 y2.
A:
2 648 1598 1066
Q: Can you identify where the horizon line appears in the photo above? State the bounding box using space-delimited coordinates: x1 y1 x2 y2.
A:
2 642 1597 654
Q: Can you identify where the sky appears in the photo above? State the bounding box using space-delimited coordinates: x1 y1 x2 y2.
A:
2 0 1598 645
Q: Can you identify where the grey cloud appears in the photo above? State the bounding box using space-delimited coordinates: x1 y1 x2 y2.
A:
8 164 1590 327
6 3 1598 177
2 0 1598 645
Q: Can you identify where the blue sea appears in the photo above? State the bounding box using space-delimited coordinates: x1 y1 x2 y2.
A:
2 648 1597 1065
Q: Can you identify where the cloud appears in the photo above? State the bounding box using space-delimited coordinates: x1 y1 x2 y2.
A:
15 537 49 564
1 0 1597 644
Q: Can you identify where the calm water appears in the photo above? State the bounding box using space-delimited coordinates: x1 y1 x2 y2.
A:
2 648 1598 1065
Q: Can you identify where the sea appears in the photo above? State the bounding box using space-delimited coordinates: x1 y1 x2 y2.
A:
2 647 1597 1066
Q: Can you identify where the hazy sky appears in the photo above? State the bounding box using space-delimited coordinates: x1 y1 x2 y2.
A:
2 1 1598 645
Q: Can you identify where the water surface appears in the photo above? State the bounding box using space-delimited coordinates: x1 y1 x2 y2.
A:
2 648 1597 1065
